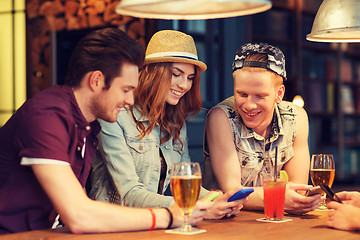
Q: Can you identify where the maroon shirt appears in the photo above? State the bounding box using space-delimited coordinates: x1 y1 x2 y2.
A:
0 85 100 234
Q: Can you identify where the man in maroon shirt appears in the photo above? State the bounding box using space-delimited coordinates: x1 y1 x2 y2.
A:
0 27 211 234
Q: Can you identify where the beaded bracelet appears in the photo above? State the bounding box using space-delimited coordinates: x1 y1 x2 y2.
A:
147 208 156 231
163 208 173 229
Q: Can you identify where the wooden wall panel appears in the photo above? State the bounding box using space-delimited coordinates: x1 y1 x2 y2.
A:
26 0 146 98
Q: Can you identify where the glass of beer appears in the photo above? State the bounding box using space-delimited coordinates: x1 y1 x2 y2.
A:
310 154 335 210
169 162 202 233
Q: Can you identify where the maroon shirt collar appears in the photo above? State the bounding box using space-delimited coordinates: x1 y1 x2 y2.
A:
61 85 101 136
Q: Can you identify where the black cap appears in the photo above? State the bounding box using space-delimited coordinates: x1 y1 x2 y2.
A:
232 43 287 80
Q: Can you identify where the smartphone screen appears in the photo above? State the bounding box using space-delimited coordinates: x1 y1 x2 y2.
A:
305 186 323 196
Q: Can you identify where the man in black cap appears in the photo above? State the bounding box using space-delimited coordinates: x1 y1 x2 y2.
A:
202 43 322 215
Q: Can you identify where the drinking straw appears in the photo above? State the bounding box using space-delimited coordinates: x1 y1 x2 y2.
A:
274 146 278 182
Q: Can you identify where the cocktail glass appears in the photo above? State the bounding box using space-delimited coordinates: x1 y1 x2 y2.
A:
263 180 286 221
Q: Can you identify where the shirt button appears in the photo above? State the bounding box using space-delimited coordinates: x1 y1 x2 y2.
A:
77 146 81 151
165 145 170 149
85 126 91 131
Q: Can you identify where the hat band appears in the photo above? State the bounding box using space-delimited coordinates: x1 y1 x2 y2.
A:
243 61 268 69
232 59 286 80
146 51 198 60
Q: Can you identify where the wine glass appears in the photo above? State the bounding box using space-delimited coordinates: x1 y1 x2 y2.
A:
168 162 203 234
310 154 335 210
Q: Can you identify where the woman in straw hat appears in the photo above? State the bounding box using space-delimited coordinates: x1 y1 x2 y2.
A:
88 30 246 219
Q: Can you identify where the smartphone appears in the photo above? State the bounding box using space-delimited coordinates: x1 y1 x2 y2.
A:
319 184 343 203
227 188 254 202
305 186 323 197
204 192 220 202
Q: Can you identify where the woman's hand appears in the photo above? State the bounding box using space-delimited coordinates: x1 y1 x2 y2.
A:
284 183 323 215
201 188 246 219
168 201 213 228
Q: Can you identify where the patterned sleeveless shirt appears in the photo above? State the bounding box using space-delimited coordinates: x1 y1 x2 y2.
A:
203 96 297 189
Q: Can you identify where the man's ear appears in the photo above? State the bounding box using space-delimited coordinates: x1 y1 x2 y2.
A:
89 70 104 91
276 85 285 104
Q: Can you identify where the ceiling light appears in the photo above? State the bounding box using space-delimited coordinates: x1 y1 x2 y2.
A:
116 0 272 20
292 95 304 108
306 0 360 43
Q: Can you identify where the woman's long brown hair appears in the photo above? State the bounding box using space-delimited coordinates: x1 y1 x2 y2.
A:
131 62 202 148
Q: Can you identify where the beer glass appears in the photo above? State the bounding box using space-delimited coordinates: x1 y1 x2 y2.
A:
310 154 335 210
169 162 202 233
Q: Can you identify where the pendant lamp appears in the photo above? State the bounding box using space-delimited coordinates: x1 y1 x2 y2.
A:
306 0 360 43
116 0 272 20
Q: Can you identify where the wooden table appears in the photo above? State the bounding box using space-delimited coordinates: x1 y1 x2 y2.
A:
1 210 359 240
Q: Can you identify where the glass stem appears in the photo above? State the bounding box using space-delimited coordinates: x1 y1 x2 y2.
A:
318 193 327 210
183 213 192 232
322 193 327 206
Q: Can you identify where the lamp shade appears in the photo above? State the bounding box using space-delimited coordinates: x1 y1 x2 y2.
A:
306 0 360 43
116 0 272 20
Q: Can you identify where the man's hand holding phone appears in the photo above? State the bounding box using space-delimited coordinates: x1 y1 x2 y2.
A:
305 186 323 197
334 191 360 207
326 191 360 231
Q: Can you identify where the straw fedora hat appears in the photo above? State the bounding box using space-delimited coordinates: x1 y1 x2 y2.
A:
144 30 207 73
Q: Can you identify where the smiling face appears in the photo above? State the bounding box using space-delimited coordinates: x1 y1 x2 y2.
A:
165 62 196 106
233 69 284 138
91 62 139 123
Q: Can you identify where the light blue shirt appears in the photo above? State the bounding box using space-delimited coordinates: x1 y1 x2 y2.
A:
88 106 207 208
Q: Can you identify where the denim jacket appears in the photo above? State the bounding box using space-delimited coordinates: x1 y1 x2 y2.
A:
203 96 297 189
89 106 207 208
